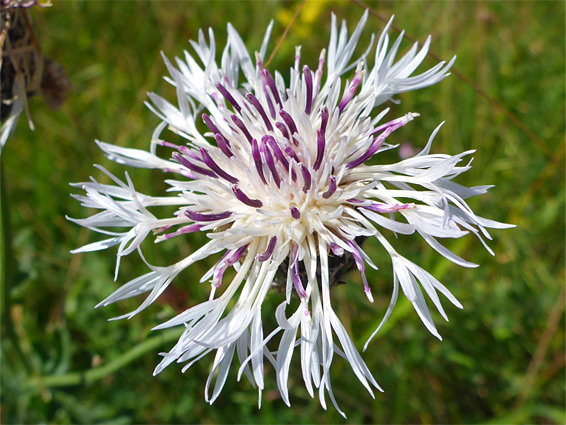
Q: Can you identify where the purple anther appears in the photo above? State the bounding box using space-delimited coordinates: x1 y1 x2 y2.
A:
215 133 234 158
245 93 273 132
320 107 329 134
176 145 198 158
229 243 249 264
216 82 241 113
303 65 313 115
275 122 290 140
370 113 416 137
232 185 263 208
163 168 197 180
159 140 181 150
251 138 267 184
279 110 298 136
260 78 276 120
291 244 307 298
231 114 253 143
260 142 281 188
329 242 344 256
290 206 301 219
363 203 411 214
322 175 337 199
202 113 219 134
346 128 392 170
256 236 277 262
344 239 372 298
313 129 325 171
300 164 311 192
186 210 232 222
284 146 300 163
263 135 289 171
199 148 238 184
338 73 363 115
155 224 173 234
346 198 364 204
261 69 282 108
313 49 325 97
160 224 203 241
213 244 249 287
173 152 218 178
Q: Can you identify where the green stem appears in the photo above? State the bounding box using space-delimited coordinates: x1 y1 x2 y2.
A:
26 327 181 390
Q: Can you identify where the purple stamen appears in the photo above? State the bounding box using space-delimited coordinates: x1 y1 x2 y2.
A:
231 114 253 143
251 138 267 184
362 203 411 213
284 146 300 163
232 185 263 208
259 76 276 120
215 133 234 158
346 127 393 170
320 107 329 134
216 83 241 113
260 142 281 188
303 65 313 115
329 242 344 256
300 164 311 192
159 224 203 241
344 239 372 300
338 71 363 115
186 210 232 222
313 49 325 98
279 110 298 136
275 122 290 140
256 236 277 262
213 244 249 287
173 152 218 178
245 93 273 132
177 145 200 159
158 140 181 150
163 168 197 180
370 113 416 137
261 69 282 108
275 123 290 141
291 243 307 299
313 129 325 171
322 175 337 199
263 135 289 171
290 206 301 219
199 148 238 184
155 224 173 234
202 113 219 134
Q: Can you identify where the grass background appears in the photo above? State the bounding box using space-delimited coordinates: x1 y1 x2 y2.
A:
1 0 564 423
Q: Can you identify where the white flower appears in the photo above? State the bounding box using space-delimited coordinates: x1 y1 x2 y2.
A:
70 11 512 417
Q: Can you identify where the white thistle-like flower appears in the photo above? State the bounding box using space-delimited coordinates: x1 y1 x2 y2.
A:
70 11 512 416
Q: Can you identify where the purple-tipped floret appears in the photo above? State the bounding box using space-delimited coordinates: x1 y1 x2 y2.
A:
232 185 263 208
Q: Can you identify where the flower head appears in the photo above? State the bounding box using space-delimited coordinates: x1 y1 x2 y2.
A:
71 11 512 416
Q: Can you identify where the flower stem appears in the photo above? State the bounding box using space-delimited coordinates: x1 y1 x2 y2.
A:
25 328 181 390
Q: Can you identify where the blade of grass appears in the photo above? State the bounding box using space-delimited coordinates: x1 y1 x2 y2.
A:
26 327 182 390
264 0 306 68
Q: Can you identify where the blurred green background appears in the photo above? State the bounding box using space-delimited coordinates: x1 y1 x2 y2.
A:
1 1 564 423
